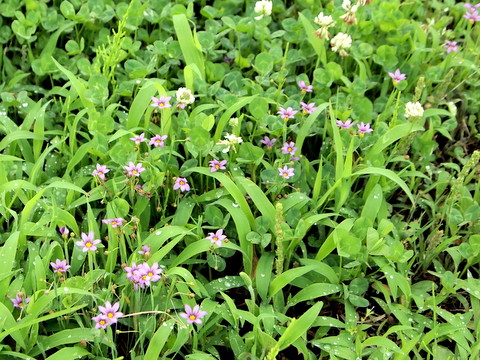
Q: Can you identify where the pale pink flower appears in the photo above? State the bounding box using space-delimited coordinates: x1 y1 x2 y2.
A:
92 164 110 181
75 231 101 252
180 304 207 324
151 95 172 109
149 134 168 148
278 166 295 179
130 133 147 145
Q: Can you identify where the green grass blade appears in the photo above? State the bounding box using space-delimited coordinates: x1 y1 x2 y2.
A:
298 13 327 66
144 319 176 359
354 167 415 204
275 301 323 351
172 14 205 80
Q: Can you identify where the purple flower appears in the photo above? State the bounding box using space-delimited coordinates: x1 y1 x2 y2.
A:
464 9 480 22
173 177 190 192
149 134 168 148
298 80 313 93
59 226 70 238
92 314 110 329
92 164 110 181
357 122 373 134
102 218 123 228
124 162 146 177
206 229 227 247
130 133 147 145
10 294 30 309
50 259 71 274
464 3 480 9
138 262 163 286
388 69 406 85
98 301 123 324
336 119 355 129
278 165 295 179
151 95 172 109
75 231 101 252
209 159 227 173
281 141 298 156
180 304 207 325
138 245 151 256
445 40 459 53
125 262 141 281
278 107 298 122
125 262 144 291
300 102 318 115
260 136 277 148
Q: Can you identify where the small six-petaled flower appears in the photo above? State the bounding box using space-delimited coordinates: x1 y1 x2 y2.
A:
179 304 207 325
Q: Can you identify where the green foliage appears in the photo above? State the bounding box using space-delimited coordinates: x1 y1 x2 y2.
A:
0 0 479 359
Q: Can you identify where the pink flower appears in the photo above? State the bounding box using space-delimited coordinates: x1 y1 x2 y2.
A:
278 165 295 179
92 164 110 181
173 177 190 192
138 262 163 286
98 301 123 324
124 262 141 281
260 136 277 148
336 119 355 129
278 107 298 122
281 141 297 156
388 69 406 85
50 259 71 274
59 226 70 238
138 245 151 256
357 122 373 134
10 294 30 309
180 304 207 325
149 134 168 148
298 80 313 93
209 159 227 173
464 3 480 9
151 95 172 109
464 9 480 22
75 231 101 252
300 102 318 115
92 314 110 329
206 229 227 247
445 40 459 53
130 133 147 145
124 162 146 177
102 218 123 228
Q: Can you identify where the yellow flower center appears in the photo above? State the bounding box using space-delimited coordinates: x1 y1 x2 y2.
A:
86 242 92 247
19 302 24 307
100 320 106 325
189 315 197 320
108 313 114 318
180 181 185 185
98 171 103 175
215 165 220 169
288 147 292 152
132 170 138 175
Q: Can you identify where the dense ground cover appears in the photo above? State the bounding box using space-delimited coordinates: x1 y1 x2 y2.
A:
0 0 480 359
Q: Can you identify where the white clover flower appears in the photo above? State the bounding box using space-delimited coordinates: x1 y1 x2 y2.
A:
229 117 239 127
217 133 243 153
405 102 424 119
254 0 272 20
342 0 352 10
176 87 195 105
330 32 352 57
314 12 335 27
